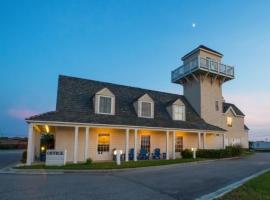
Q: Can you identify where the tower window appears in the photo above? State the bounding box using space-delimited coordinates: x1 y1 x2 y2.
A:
227 117 233 127
215 101 219 111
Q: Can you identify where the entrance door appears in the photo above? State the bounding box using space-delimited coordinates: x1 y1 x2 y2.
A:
40 133 55 162
97 133 111 160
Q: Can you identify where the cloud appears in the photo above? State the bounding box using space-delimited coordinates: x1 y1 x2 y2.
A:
7 108 37 119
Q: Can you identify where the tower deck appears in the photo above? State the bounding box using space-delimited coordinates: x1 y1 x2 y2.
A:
171 56 234 84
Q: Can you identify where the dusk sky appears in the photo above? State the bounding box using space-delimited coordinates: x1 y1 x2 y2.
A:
0 0 269 140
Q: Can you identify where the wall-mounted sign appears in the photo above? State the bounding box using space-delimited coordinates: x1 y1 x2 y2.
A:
45 150 67 166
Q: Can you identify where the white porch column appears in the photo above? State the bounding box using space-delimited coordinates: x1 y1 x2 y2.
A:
172 130 176 160
198 132 201 149
84 127 89 161
134 129 138 161
26 124 33 166
74 126 79 164
166 130 169 160
203 132 206 149
223 134 226 149
125 129 129 162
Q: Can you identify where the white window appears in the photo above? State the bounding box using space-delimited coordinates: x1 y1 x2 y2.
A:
175 136 183 152
141 135 151 153
97 133 110 153
99 96 112 114
173 105 185 121
139 101 154 118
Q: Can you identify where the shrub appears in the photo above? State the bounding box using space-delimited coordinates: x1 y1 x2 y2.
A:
197 145 243 159
86 158 92 165
21 150 27 163
182 149 193 158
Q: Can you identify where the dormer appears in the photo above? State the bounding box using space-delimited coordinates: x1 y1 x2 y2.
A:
94 88 115 115
134 94 154 118
167 99 186 121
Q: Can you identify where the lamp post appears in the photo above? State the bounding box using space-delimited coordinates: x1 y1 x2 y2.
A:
114 150 123 165
191 148 197 159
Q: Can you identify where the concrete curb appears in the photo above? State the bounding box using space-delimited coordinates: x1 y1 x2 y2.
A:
0 156 246 175
196 167 270 200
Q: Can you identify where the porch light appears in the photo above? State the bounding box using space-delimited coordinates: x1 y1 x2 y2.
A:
41 146 45 152
113 150 123 165
45 125 50 133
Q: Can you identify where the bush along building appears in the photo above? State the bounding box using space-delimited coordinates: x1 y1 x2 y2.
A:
25 45 249 165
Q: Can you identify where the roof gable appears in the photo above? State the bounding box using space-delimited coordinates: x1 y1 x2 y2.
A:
223 102 245 117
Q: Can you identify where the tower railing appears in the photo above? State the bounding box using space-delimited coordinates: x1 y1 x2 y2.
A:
171 56 234 83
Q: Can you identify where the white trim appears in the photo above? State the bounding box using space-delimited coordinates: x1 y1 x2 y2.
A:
134 129 138 161
172 131 176 159
166 131 169 160
138 101 154 118
26 124 33 166
125 129 129 162
224 106 244 118
84 127 89 161
73 126 79 164
97 95 114 115
26 120 225 133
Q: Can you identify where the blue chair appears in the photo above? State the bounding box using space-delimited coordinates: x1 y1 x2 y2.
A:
152 148 161 159
138 148 150 160
129 148 135 160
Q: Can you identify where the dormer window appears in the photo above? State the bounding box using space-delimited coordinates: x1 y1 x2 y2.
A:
134 94 154 118
99 96 112 114
141 101 153 118
173 104 185 121
167 99 186 121
95 88 115 115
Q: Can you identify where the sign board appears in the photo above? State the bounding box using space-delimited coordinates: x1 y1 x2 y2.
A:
45 150 67 166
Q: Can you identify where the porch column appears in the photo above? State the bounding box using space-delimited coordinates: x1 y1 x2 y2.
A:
134 129 138 161
84 127 89 161
74 126 79 164
223 134 226 149
166 130 169 160
172 130 176 160
203 132 206 149
198 132 201 149
125 129 129 162
26 123 33 165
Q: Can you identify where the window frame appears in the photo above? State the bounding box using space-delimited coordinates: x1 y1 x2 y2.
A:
141 135 151 153
97 133 110 153
97 95 113 115
173 104 185 121
175 136 183 152
139 101 154 118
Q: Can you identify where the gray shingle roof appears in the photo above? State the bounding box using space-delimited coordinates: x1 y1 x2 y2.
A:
223 102 245 116
27 75 225 132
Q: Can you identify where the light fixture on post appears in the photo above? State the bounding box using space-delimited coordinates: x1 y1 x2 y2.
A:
191 148 197 159
113 149 123 165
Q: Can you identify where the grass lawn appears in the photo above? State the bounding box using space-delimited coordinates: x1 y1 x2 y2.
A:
217 170 270 200
16 158 206 170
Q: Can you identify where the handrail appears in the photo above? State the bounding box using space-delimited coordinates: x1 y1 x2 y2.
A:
171 56 234 82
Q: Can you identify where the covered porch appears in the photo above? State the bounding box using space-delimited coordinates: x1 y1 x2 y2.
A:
26 122 226 165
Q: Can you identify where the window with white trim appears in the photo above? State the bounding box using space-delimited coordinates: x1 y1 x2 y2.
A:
175 136 183 152
97 133 110 153
99 96 112 114
141 135 150 153
140 101 153 118
173 105 185 121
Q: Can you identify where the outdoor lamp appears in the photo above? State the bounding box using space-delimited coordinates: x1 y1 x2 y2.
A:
41 146 46 152
191 148 197 159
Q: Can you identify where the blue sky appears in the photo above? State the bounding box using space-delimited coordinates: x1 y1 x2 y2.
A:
0 0 270 140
